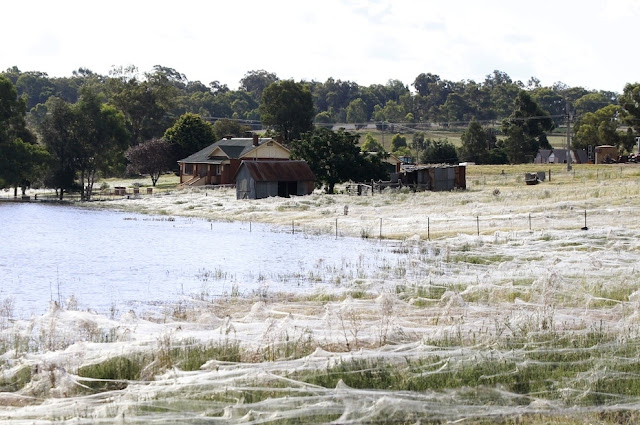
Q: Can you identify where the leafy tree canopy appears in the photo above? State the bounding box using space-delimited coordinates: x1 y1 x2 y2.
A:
0 76 42 191
420 139 459 164
573 104 630 151
240 70 279 102
211 118 250 140
164 113 216 163
290 128 387 193
125 138 174 186
501 90 554 163
620 83 640 135
260 80 314 142
391 133 407 153
361 133 384 152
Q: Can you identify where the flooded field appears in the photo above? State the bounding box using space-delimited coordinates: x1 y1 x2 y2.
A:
2 164 640 423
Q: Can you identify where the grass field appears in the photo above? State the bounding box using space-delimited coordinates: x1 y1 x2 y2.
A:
354 128 571 152
3 164 640 423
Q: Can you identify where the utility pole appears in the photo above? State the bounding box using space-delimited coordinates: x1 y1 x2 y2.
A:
566 101 572 172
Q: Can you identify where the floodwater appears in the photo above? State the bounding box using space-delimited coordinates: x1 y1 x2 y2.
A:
0 202 397 317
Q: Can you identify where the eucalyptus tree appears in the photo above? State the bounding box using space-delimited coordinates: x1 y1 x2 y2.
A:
620 83 640 136
164 113 217 165
290 128 386 193
73 89 130 200
501 90 554 163
0 75 47 194
39 97 77 199
260 80 314 142
573 105 629 151
240 70 279 103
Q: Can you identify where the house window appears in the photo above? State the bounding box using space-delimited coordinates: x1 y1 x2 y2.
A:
184 164 193 175
214 165 221 175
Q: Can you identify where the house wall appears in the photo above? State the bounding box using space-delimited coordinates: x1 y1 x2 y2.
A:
250 142 290 159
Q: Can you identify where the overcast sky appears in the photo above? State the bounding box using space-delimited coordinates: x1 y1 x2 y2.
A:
2 0 638 93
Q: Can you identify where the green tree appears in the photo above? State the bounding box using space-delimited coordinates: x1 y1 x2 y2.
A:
73 89 130 200
485 70 520 118
620 83 640 136
442 92 470 123
501 90 554 163
107 68 177 145
573 105 627 151
164 113 217 165
361 133 384 152
346 98 368 123
411 132 427 159
125 138 174 186
574 92 613 117
239 70 279 103
0 76 44 193
290 128 386 193
211 118 250 140
2 139 50 196
531 87 565 126
0 75 34 145
15 71 56 109
315 110 335 124
39 97 78 199
460 120 493 163
381 100 405 122
260 80 314 142
421 139 458 164
390 134 407 153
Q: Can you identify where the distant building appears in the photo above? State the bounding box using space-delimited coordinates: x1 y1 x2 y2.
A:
594 145 618 164
535 149 588 164
394 164 466 191
235 160 316 199
178 135 290 187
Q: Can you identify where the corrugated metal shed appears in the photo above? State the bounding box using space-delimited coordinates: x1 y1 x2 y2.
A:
236 161 316 199
398 164 466 191
240 161 316 182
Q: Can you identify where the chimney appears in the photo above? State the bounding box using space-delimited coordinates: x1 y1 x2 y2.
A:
253 134 259 146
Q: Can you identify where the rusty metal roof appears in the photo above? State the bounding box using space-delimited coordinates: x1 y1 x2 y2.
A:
239 160 315 182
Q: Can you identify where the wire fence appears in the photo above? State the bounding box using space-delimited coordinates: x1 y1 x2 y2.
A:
238 208 595 241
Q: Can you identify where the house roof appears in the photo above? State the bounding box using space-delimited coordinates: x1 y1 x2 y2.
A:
178 138 280 164
549 149 588 164
237 160 316 182
550 149 569 162
537 149 552 161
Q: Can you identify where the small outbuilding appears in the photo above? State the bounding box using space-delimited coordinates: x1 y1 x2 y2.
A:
235 160 316 199
395 164 466 191
594 145 618 164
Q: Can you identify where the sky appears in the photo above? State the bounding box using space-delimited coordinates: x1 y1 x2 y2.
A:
2 0 639 93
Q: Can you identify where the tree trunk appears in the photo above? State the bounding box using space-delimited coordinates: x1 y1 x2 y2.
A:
85 169 96 202
80 169 86 201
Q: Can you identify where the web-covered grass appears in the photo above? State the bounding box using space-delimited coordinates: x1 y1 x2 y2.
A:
3 164 640 423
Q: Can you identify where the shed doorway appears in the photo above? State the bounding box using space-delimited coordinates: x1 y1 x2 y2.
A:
277 181 297 198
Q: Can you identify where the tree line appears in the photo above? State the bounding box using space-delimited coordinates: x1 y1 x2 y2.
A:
1 65 639 196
